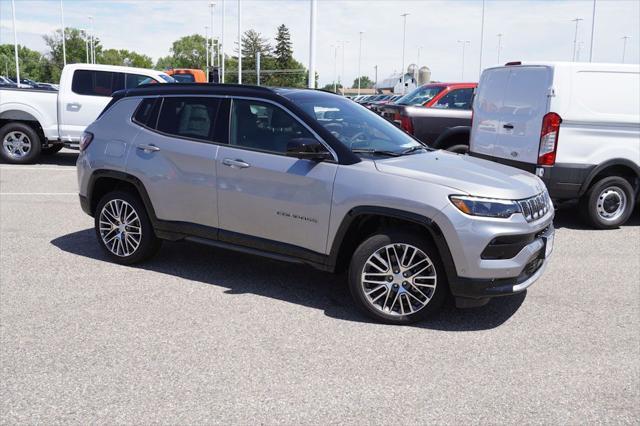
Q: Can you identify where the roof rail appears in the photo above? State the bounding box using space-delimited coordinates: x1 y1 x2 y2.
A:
135 82 276 92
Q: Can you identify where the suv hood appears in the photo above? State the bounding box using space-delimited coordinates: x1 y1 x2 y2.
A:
374 150 545 200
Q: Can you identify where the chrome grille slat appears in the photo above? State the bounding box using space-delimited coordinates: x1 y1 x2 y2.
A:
518 192 551 222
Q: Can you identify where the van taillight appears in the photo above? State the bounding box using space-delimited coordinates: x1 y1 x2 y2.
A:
400 115 414 134
80 132 94 151
538 112 561 166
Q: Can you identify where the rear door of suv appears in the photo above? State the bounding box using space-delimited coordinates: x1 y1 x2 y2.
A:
471 65 552 165
215 98 337 255
126 95 225 229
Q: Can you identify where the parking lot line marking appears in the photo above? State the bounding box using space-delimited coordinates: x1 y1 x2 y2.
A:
0 167 75 171
0 192 77 195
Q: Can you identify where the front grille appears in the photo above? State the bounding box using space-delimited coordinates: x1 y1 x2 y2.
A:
518 192 551 222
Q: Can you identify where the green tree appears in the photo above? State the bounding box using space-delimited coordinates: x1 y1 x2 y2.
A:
352 75 374 89
0 44 50 82
44 27 100 81
164 34 208 69
99 49 152 68
273 24 292 68
321 83 342 93
269 25 306 88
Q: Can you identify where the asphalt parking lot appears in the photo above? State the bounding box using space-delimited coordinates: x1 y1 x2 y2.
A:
1 149 638 424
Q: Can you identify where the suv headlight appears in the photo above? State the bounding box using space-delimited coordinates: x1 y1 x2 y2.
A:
449 195 521 218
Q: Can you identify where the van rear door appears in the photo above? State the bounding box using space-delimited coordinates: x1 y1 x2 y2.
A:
471 65 553 164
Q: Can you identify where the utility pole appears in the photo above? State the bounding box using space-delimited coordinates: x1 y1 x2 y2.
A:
332 44 338 93
478 0 485 77
237 0 242 84
589 0 596 62
256 51 261 85
357 31 363 95
621 36 630 63
308 0 317 88
205 26 210 81
83 29 88 63
340 40 348 89
374 65 378 91
400 13 409 94
457 40 470 80
10 0 20 85
571 17 583 61
497 33 503 64
60 0 66 67
88 15 95 64
221 0 225 83
210 2 216 74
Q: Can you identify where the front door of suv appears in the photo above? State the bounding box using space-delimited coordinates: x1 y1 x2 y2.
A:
126 96 224 229
216 98 337 255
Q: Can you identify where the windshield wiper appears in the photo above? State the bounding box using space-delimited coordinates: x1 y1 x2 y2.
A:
400 146 429 155
351 149 402 157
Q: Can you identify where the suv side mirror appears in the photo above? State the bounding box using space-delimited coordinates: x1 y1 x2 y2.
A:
286 138 333 161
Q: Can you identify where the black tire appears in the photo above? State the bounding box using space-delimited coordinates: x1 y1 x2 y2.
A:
0 122 42 164
94 190 161 265
445 144 469 154
41 144 64 155
579 176 636 229
348 231 447 324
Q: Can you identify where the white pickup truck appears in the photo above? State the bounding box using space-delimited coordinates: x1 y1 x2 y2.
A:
0 63 174 163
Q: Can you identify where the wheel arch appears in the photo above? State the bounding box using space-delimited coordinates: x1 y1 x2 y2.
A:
0 109 46 143
88 170 157 222
431 126 470 150
328 206 458 280
580 159 640 196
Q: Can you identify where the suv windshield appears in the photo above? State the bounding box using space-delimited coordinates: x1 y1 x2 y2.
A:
285 92 423 155
395 85 445 106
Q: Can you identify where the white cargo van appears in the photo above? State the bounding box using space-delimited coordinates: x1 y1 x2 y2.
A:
470 61 639 228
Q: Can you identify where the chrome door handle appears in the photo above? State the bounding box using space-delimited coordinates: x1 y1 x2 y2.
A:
222 158 250 169
137 144 160 153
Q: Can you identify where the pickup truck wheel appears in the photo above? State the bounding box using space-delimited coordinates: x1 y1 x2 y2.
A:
348 232 447 324
41 144 64 155
0 123 41 164
95 190 161 265
445 144 469 154
580 176 635 229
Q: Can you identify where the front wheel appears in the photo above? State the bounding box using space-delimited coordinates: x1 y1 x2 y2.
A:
95 190 161 265
580 176 636 229
348 231 447 324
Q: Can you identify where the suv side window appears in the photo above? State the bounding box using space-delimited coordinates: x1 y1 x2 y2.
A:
433 88 474 110
230 99 314 154
132 98 160 128
72 70 125 96
156 97 221 142
126 73 159 88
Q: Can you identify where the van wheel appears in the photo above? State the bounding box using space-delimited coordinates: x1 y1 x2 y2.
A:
445 144 469 154
0 123 41 164
95 190 161 265
348 231 447 324
580 176 635 229
42 144 64 155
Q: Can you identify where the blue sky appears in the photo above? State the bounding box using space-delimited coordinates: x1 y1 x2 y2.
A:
1 0 639 85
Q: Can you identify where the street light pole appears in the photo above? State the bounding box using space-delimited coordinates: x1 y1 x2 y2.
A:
83 29 88 63
357 31 363 95
205 26 210 81
478 0 485 77
589 0 596 62
10 0 20 85
221 0 225 83
497 33 503 64
308 0 317 88
340 40 348 89
210 2 216 74
621 36 630 63
88 15 95 64
332 44 338 93
60 0 66 67
571 17 583 61
374 65 378 91
237 0 241 84
457 40 470 80
400 13 409 94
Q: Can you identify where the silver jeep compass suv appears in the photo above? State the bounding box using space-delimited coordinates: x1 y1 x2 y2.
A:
77 84 554 324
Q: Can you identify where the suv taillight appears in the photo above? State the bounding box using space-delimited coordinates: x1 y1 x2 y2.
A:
400 115 414 134
80 132 94 151
538 112 561 166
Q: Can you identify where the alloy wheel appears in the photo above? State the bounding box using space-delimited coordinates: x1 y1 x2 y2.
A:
99 199 142 257
2 131 31 159
360 243 437 316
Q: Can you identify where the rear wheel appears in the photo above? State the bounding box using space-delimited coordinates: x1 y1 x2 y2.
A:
95 190 161 264
348 231 447 324
580 176 635 229
0 123 41 164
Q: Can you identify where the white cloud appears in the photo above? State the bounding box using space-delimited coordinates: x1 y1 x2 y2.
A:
0 0 638 86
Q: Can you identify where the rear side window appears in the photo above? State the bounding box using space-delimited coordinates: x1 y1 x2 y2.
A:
72 70 125 96
126 73 159 88
433 88 475 110
172 73 196 83
156 97 221 142
132 98 160 127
